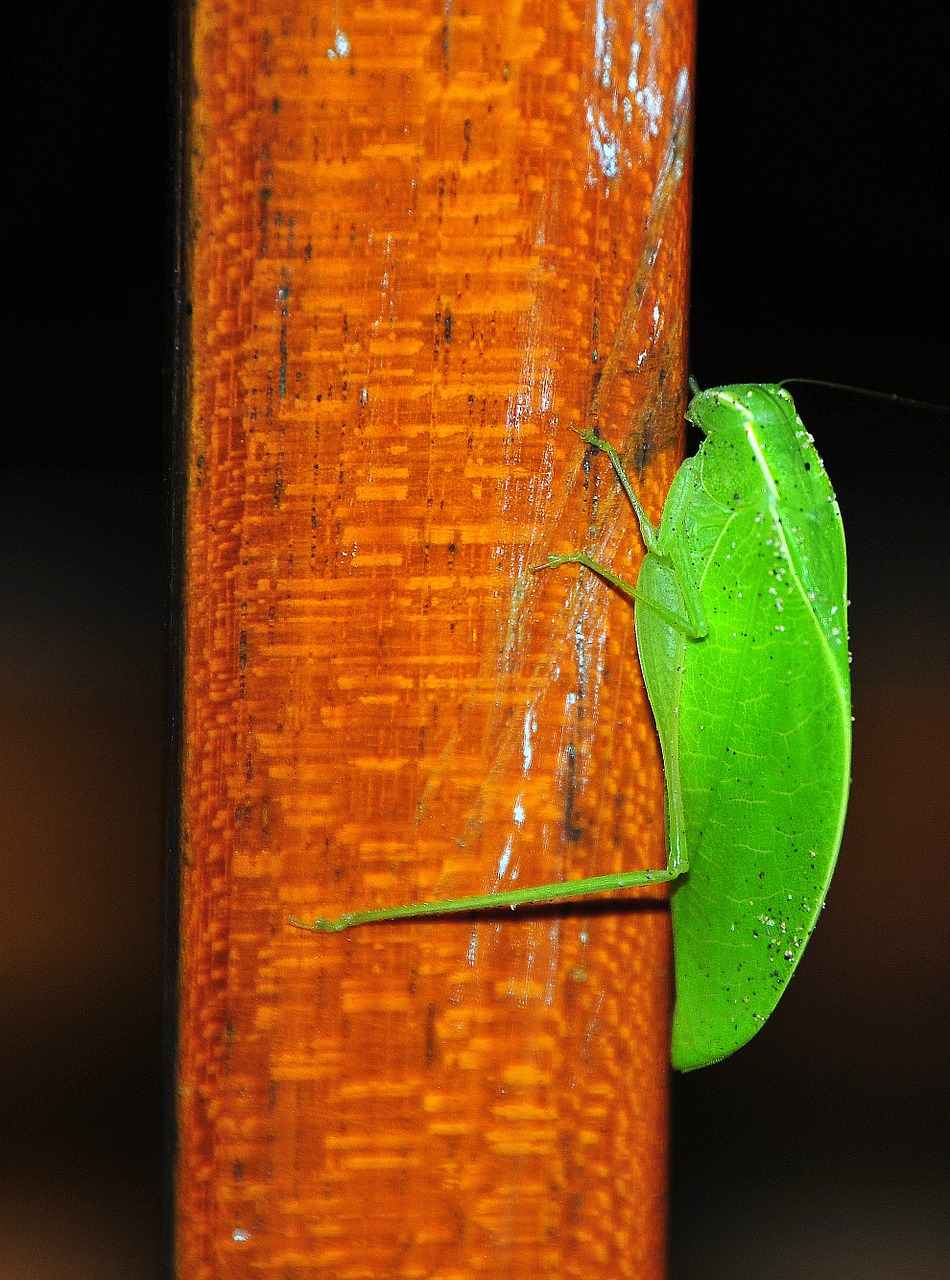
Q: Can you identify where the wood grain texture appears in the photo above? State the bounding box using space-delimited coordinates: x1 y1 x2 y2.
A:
175 2 694 1276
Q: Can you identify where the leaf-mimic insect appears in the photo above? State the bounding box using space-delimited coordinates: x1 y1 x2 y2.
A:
292 384 851 1071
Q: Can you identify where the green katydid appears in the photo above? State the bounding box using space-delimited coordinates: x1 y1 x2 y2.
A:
292 383 851 1072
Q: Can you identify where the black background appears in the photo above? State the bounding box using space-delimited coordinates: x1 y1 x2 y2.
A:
1 3 946 1276
680 10 948 1278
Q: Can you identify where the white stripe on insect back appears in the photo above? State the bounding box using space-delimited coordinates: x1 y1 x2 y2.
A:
717 388 780 502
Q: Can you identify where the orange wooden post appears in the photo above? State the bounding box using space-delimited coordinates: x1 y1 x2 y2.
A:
173 3 694 1277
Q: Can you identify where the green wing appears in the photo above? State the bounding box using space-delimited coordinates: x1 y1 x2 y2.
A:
670 504 850 1069
658 388 851 1070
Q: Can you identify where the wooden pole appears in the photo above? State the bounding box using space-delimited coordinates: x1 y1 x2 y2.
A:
173 2 694 1276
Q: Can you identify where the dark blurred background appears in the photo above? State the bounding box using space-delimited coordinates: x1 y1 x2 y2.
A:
677 7 949 1277
0 3 946 1277
1 3 167 1277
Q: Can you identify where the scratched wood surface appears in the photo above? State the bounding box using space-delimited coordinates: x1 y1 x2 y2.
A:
174 2 694 1276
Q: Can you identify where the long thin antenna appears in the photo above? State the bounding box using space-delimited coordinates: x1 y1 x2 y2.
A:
778 377 950 416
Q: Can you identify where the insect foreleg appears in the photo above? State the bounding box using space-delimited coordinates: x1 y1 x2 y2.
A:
572 427 660 551
567 429 708 642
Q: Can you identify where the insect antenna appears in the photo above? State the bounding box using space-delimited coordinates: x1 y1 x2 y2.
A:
778 378 950 416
